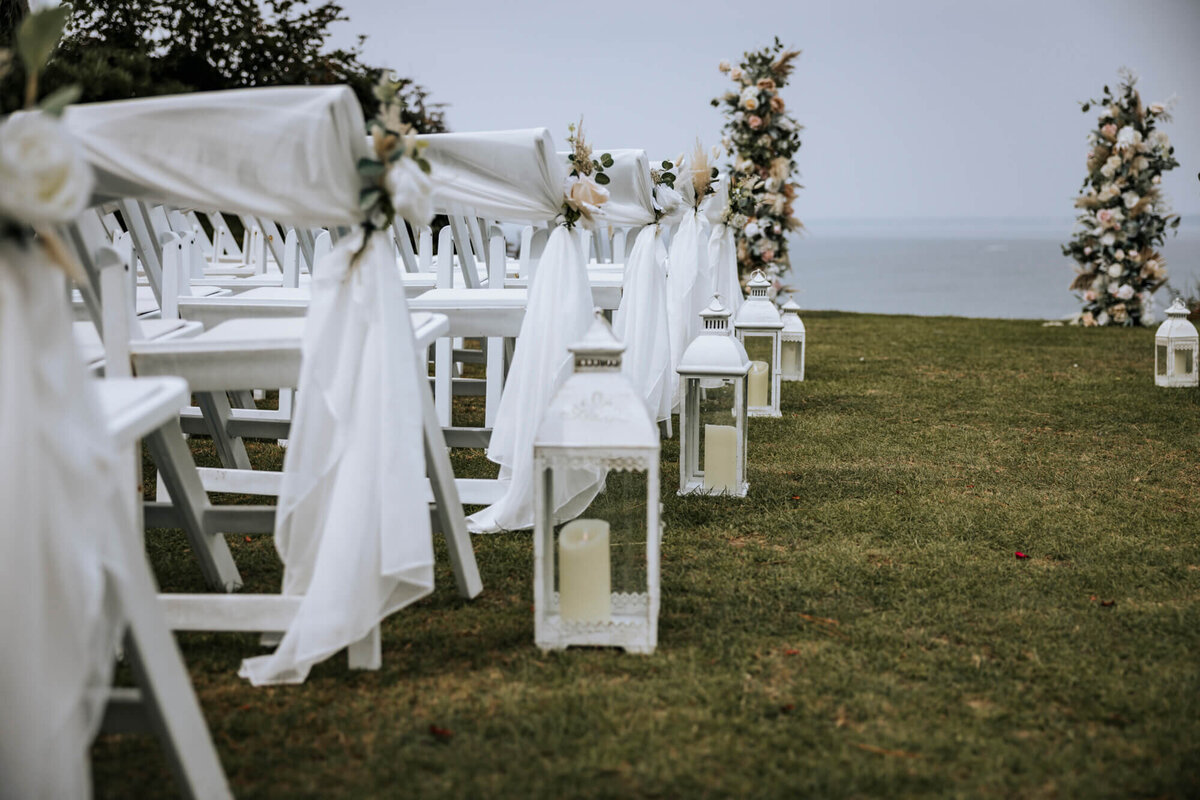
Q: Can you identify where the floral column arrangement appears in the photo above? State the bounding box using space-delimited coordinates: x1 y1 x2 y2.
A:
1064 69 1180 327
712 38 804 295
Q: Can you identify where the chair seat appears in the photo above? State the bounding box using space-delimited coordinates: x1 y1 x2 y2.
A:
131 313 449 392
73 319 203 368
409 288 528 337
94 376 191 446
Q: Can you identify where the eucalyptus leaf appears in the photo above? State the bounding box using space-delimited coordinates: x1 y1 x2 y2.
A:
359 187 383 212
417 157 431 174
662 171 675 183
357 157 386 177
594 172 610 185
662 160 673 169
600 153 613 167
16 5 71 76
37 83 81 117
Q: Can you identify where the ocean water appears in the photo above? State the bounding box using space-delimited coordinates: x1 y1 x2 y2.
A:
785 216 1200 320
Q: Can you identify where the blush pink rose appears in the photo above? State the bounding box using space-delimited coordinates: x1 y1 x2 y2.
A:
1101 123 1117 139
747 115 763 130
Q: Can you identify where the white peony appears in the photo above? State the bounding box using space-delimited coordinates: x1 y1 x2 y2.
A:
1107 263 1123 278
652 182 682 218
385 157 434 227
1122 191 1140 209
0 112 94 227
1115 126 1142 152
1116 284 1135 300
744 220 761 238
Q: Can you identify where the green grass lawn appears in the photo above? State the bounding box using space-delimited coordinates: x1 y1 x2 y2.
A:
95 313 1200 798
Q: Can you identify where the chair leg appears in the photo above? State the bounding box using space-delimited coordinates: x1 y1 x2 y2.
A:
417 364 482 599
195 391 252 470
110 519 232 798
346 626 381 670
146 421 243 592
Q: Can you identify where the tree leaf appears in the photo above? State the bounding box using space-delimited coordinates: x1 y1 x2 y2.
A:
16 5 71 76
37 83 81 117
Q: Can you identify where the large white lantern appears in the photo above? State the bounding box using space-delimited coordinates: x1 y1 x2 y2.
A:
533 312 662 654
780 297 806 382
1155 298 1199 388
733 270 784 417
677 295 751 498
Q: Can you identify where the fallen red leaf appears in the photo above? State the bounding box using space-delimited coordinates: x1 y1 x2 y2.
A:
1015 551 1029 559
781 703 795 713
244 536 252 543
784 649 799 656
428 724 454 741
1100 600 1115 608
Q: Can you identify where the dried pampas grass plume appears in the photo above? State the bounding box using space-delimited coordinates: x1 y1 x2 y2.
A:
771 49 802 79
690 138 712 200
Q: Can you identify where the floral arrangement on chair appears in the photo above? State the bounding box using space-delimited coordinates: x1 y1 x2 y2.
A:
712 37 804 294
560 119 612 229
650 160 682 223
0 6 92 276
682 139 719 210
1063 69 1180 327
356 73 434 240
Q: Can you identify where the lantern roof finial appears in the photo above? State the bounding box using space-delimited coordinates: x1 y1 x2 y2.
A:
569 310 624 372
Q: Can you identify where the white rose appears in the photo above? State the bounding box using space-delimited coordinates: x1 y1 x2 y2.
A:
1113 249 1125 261
1117 284 1135 300
563 173 609 224
1152 174 1161 184
1122 191 1139 209
1097 311 1110 326
1150 130 1170 150
1097 184 1119 202
744 221 761 238
742 96 759 111
1107 263 1123 278
1100 232 1116 247
730 67 744 82
0 112 94 227
718 60 731 73
385 157 434 227
1115 125 1142 151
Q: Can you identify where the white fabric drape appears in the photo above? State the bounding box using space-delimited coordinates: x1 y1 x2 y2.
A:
62 87 364 228
666 208 712 406
557 149 655 228
240 231 432 684
65 86 435 684
614 225 673 422
0 245 128 798
707 223 743 316
420 128 563 222
467 226 603 533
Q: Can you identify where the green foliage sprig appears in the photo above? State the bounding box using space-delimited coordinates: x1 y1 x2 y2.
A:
1062 68 1180 327
560 119 612 229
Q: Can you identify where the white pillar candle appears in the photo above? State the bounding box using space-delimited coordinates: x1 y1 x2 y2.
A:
781 342 798 376
559 519 611 623
747 360 769 407
703 424 738 493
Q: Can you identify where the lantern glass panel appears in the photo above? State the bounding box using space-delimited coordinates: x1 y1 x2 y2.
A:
781 340 802 377
1157 344 1168 376
542 464 649 625
742 333 776 409
1175 347 1193 377
696 378 742 494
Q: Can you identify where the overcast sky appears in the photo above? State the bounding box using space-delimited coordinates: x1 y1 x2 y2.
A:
331 0 1200 221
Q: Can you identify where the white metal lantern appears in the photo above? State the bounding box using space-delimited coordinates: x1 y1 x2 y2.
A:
733 270 784 417
780 297 806 382
1154 298 1199 388
677 295 751 497
533 312 662 654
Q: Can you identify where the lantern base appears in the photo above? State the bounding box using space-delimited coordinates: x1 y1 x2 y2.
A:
746 406 782 418
780 374 805 383
1154 376 1199 388
536 591 656 654
678 479 749 498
